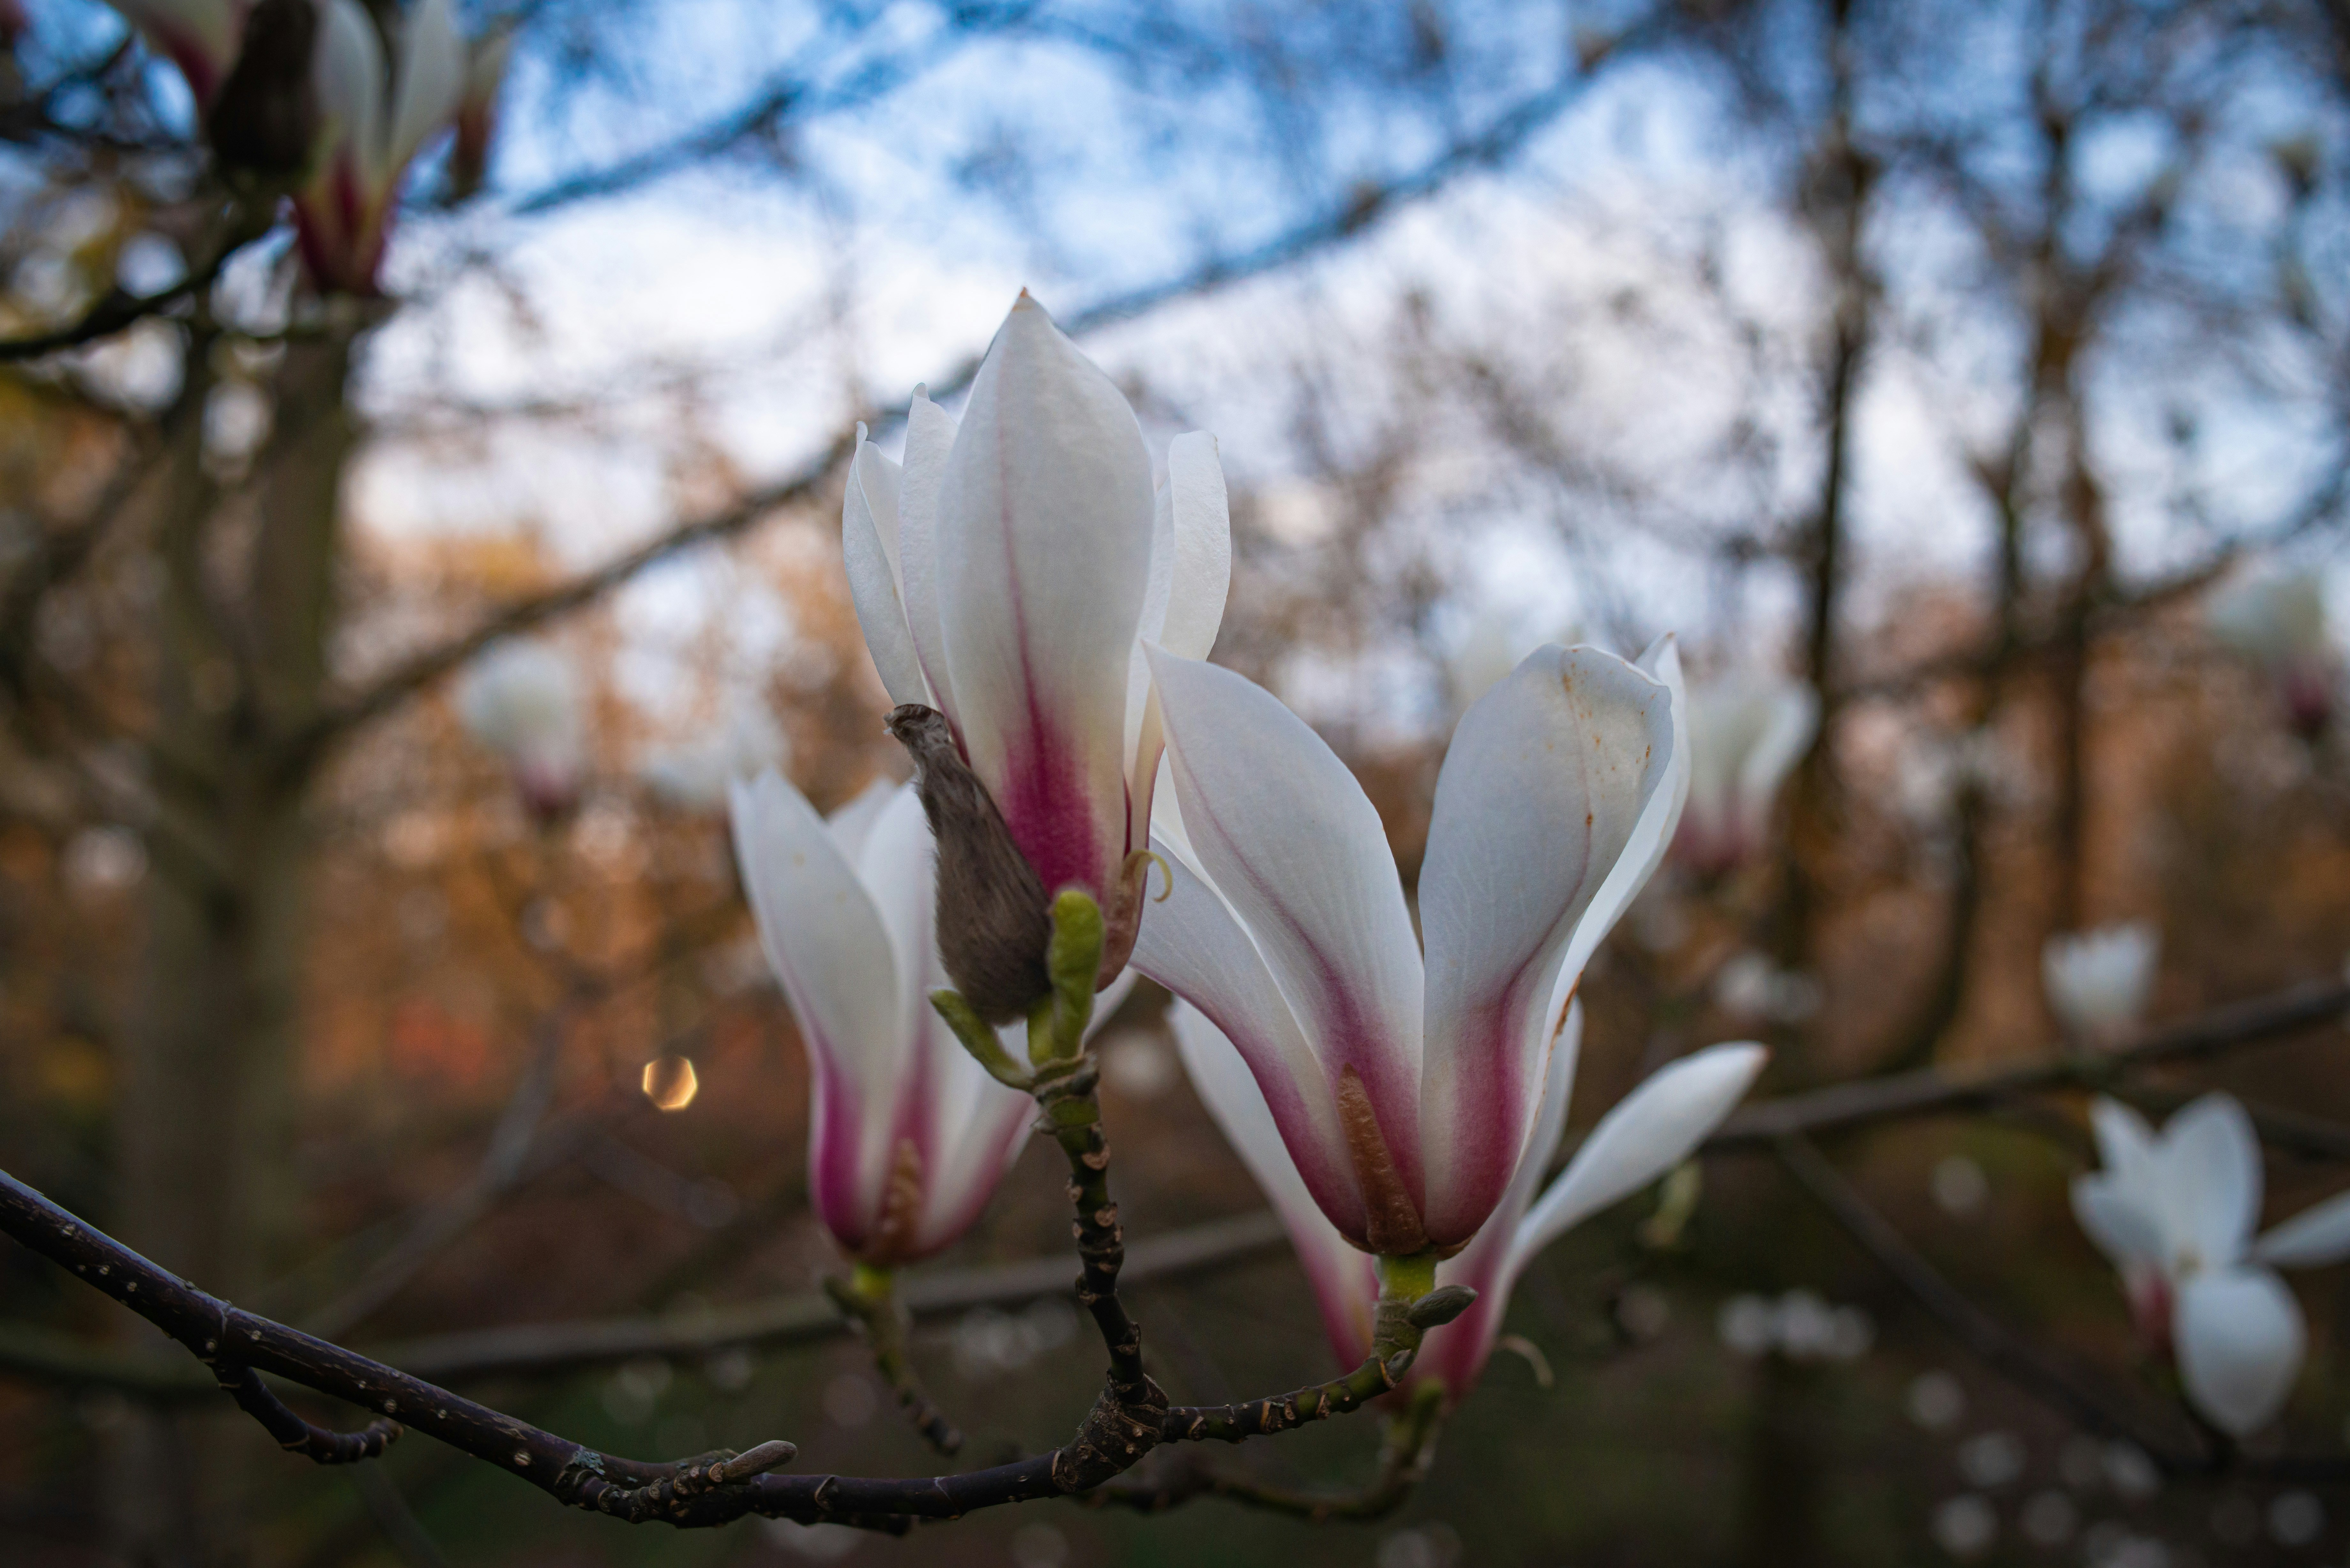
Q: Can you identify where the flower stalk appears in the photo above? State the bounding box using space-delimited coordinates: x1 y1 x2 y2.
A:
821 1263 962 1455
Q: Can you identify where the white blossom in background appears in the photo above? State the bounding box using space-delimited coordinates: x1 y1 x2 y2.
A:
2041 922 2159 1045
1182 1000 1764 1400
456 638 584 819
729 774 1133 1267
2207 566 2338 737
2072 1093 2350 1435
1672 672 1818 878
1140 635 1692 1264
1442 616 1581 712
638 696 790 811
1712 951 1822 1024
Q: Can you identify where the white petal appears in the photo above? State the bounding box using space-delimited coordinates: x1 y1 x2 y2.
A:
1514 1040 1767 1262
2174 1266 2305 1436
1129 832 1363 1240
895 389 960 719
314 1 386 180
1173 1004 1377 1369
823 775 900 864
1417 644 1676 1245
2254 1187 2350 1269
2155 1094 2262 1273
1147 647 1426 1191
2072 1172 2165 1273
936 298 1153 897
2088 1097 2161 1190
727 771 906 1237
841 434 927 706
114 1 243 102
1122 432 1231 831
386 0 466 177
851 786 938 1059
1414 1005 1584 1397
1734 680 1819 832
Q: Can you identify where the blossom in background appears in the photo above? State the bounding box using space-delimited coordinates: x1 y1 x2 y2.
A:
1671 672 1817 878
1134 637 1687 1261
2041 922 2159 1045
2207 567 2338 738
843 294 1230 997
637 696 789 811
2073 1094 2350 1435
455 637 583 819
107 0 505 293
1180 1001 1763 1400
730 774 1132 1265
1443 616 1581 712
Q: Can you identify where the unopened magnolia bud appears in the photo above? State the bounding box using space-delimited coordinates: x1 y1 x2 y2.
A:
886 704 1051 1024
1406 1285 1479 1330
205 0 320 177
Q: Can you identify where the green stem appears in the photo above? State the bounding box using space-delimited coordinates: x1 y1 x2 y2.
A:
822 1264 962 1455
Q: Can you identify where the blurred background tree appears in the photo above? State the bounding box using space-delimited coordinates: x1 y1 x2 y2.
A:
3 0 2350 1564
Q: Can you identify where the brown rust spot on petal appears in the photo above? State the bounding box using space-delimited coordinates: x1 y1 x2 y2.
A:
1335 1066 1427 1255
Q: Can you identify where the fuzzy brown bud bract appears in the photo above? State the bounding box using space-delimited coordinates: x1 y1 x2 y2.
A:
204 0 320 176
886 703 1052 1024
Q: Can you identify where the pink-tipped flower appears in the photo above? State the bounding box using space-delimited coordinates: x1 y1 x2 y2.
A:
731 773 1132 1265
1179 1000 1763 1401
1671 672 1816 878
292 0 480 294
2207 567 2339 738
455 637 583 820
109 0 251 108
843 295 1230 995
2073 1094 2350 1436
1133 637 1688 1259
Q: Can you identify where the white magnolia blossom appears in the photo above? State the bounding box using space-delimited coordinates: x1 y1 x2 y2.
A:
2041 922 2159 1044
731 773 1132 1265
638 697 790 811
1135 637 1690 1258
841 294 1229 928
2073 1094 2350 1435
1672 672 1818 877
108 0 504 294
455 638 584 817
2207 567 2337 735
1181 1001 1764 1399
1443 617 1581 712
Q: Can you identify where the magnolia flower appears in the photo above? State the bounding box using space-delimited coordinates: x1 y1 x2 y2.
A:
1133 638 1687 1260
1180 1001 1763 1399
456 638 583 818
1672 673 1817 878
843 295 1230 1009
638 697 790 811
2207 567 2337 736
2042 922 2159 1045
730 773 1132 1265
2073 1094 2350 1435
110 0 504 293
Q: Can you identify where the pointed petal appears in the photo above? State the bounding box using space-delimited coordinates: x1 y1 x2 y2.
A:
2174 1266 2305 1436
2088 1097 2161 1187
113 0 243 104
896 390 960 719
1418 644 1676 1245
823 775 900 864
386 0 466 178
1123 432 1232 842
1514 1040 1766 1260
842 434 928 706
2072 1173 2165 1273
728 772 905 1250
1416 1005 1584 1398
2255 1187 2350 1269
1173 1004 1378 1370
313 0 385 179
1148 646 1426 1227
2157 1094 2262 1272
1130 833 1367 1243
936 298 1152 899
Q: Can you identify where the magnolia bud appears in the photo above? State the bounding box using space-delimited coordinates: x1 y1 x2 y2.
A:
205 0 321 177
886 704 1051 1024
